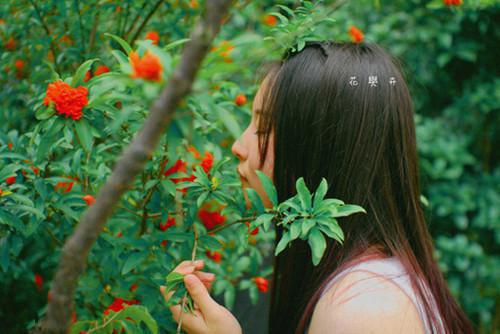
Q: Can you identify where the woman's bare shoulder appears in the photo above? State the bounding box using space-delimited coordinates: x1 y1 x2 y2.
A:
307 270 426 334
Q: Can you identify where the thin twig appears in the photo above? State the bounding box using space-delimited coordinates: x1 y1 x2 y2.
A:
28 0 61 73
177 224 199 334
87 5 101 54
124 1 149 40
73 0 87 61
129 0 166 45
209 216 257 234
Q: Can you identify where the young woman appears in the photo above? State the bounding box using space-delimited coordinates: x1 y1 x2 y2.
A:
161 41 474 334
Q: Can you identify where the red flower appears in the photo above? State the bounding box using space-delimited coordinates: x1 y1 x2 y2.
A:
116 232 123 238
244 222 259 235
348 25 364 43
43 81 89 121
159 216 176 231
163 159 188 178
6 176 15 185
14 59 24 71
198 209 226 230
103 298 139 316
7 142 13 150
234 94 247 106
189 0 199 9
145 31 160 45
34 273 43 291
5 36 15 50
444 0 462 5
55 181 73 193
129 51 162 82
30 166 40 175
254 277 268 293
94 65 110 76
83 195 95 206
263 14 278 26
161 240 168 247
83 71 91 82
200 151 214 173
206 250 222 263
129 284 138 292
188 145 201 159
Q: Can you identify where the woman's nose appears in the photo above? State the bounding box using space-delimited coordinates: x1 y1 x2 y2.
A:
231 138 248 161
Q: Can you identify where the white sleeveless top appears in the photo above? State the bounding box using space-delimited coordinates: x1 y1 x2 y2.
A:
308 256 446 334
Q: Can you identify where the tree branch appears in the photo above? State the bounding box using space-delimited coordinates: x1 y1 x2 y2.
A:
35 1 233 333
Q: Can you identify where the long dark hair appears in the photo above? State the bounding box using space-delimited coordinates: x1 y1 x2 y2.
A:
254 41 474 334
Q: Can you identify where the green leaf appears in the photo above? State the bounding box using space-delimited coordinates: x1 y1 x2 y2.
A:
253 213 274 231
115 305 158 334
0 164 20 182
164 38 191 51
317 219 344 244
289 220 302 241
166 271 184 284
333 204 366 218
313 178 328 210
199 235 222 250
122 252 146 275
246 188 265 214
163 231 194 242
301 218 316 236
224 284 236 310
217 107 242 140
255 170 277 207
71 59 98 87
275 231 290 256
105 33 133 54
296 177 312 210
308 228 326 266
35 107 55 120
74 118 93 152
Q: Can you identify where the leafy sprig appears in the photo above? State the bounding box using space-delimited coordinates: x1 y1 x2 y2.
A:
250 172 366 265
263 0 341 56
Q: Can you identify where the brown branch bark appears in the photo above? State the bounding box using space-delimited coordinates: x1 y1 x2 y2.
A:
34 1 233 333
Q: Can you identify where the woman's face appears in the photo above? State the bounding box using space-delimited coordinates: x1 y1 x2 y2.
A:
231 77 275 209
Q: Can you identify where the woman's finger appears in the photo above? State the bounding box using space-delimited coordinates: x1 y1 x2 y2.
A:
174 260 205 273
169 303 207 333
194 271 215 282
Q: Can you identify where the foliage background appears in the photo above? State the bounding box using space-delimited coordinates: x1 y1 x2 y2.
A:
0 0 498 333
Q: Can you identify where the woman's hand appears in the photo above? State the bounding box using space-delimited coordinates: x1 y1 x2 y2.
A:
160 260 242 334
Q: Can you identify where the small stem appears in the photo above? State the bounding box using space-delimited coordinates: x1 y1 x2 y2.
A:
129 0 166 45
209 216 257 234
87 309 121 334
177 224 199 334
87 5 101 54
124 1 149 40
28 0 61 73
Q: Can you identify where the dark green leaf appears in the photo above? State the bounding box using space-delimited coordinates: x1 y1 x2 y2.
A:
74 118 93 152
